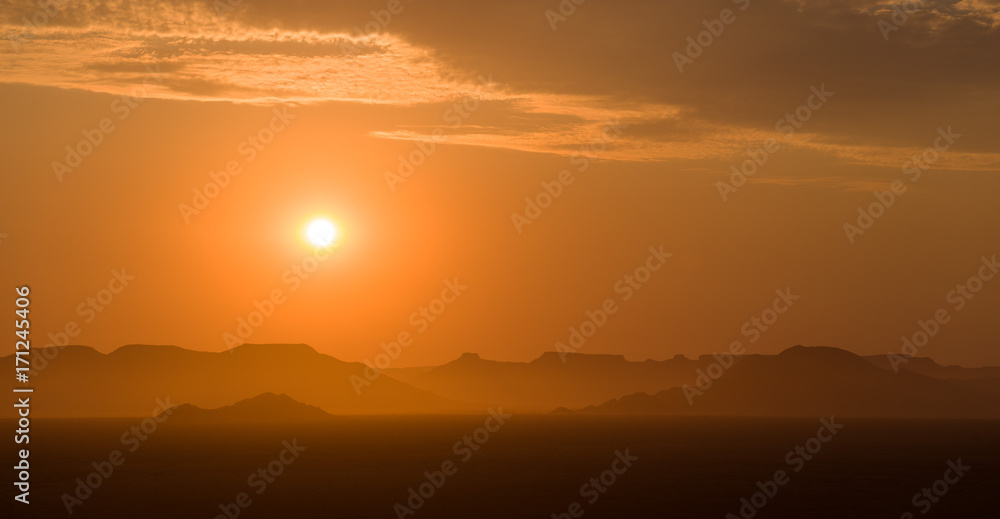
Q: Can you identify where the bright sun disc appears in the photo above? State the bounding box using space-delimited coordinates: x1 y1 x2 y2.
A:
306 219 338 247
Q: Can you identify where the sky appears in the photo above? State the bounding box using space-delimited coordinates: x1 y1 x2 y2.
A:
1 0 998 367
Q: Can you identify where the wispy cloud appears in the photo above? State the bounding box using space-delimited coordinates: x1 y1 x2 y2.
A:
3 0 999 182
1 26 494 105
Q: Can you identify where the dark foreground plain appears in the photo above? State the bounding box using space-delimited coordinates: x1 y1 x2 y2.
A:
8 416 999 518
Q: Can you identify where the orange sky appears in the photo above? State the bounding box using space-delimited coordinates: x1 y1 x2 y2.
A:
1 0 999 367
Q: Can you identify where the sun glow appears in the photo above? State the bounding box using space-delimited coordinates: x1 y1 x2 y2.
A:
306 218 338 247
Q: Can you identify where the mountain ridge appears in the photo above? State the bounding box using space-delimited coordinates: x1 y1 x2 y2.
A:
6 343 997 418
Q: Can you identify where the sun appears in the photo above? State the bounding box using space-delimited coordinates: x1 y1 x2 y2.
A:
305 218 338 247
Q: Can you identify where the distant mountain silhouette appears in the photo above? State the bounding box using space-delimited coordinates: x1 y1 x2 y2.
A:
6 343 474 417
383 350 742 411
863 354 1000 379
6 343 997 418
572 346 1000 418
167 393 333 423
385 346 1000 412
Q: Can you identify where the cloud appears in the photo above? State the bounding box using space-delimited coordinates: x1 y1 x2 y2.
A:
0 26 490 105
2 0 999 178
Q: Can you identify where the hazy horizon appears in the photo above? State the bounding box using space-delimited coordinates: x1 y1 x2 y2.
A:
16 340 1000 369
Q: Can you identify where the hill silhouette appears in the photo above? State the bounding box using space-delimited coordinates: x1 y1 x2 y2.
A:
6 343 997 418
386 346 999 412
8 343 474 417
383 350 742 411
573 346 1000 418
167 392 333 423
863 353 1000 379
